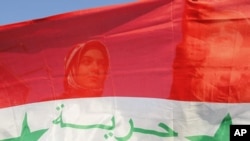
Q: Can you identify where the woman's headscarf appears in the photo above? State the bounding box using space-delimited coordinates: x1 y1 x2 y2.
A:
64 40 109 97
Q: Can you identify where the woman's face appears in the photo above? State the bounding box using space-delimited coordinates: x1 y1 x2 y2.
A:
75 49 108 89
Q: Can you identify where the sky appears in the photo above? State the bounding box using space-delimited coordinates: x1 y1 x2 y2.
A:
0 0 135 26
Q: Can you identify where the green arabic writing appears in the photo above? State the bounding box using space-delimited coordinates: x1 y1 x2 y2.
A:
0 103 235 141
115 118 178 141
52 104 178 141
52 104 115 130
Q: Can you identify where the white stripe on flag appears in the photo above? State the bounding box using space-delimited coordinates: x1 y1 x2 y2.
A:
0 97 249 141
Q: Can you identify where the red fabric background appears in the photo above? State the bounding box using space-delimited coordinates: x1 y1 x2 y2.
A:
0 0 184 108
170 0 250 102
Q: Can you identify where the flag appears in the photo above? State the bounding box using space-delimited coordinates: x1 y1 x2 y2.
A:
0 0 250 141
170 0 250 102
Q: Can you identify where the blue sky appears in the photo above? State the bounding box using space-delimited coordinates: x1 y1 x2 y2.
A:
0 0 135 25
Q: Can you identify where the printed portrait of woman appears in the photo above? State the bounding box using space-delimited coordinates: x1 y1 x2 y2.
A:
170 13 250 102
63 40 109 98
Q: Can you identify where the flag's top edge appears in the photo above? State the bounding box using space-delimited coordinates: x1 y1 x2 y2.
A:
0 0 162 31
0 2 131 30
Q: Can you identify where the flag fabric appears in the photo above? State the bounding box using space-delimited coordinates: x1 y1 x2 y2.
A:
170 0 250 103
0 0 250 141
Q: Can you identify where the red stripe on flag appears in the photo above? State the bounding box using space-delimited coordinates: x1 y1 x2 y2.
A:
0 0 184 108
169 0 250 102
